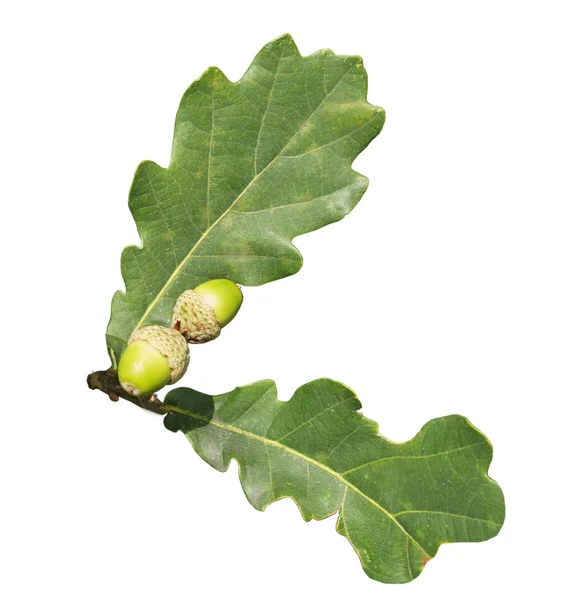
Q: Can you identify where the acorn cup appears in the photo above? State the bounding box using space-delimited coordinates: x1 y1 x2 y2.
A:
173 279 243 344
117 325 190 398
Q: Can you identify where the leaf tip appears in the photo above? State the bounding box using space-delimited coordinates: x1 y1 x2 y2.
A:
204 65 231 84
375 105 387 125
264 33 299 56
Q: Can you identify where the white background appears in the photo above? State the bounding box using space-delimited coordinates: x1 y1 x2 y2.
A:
1 1 583 598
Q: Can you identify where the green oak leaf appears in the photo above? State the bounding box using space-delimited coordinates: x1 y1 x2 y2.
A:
164 380 505 584
107 34 385 363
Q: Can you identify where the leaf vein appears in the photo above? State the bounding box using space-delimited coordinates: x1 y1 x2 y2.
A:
393 510 502 527
280 113 382 159
253 48 283 176
341 441 485 476
206 71 215 229
274 395 352 442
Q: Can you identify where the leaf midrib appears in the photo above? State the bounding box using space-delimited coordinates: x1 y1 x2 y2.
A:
167 403 432 558
131 64 357 336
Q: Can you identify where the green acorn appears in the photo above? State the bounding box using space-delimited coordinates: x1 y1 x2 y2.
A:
173 279 243 343
118 325 190 397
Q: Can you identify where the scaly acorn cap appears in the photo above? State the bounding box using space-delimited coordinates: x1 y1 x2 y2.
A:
172 289 221 343
128 325 190 384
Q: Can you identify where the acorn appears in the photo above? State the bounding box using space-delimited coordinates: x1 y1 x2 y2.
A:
118 325 190 397
173 279 243 343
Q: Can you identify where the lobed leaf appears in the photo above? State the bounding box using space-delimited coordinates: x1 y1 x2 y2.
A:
164 380 505 584
107 34 385 362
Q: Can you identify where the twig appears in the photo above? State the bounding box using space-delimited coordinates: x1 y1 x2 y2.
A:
86 370 168 415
